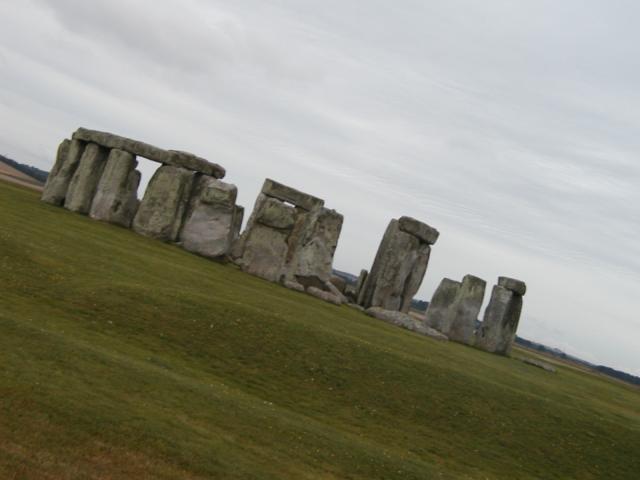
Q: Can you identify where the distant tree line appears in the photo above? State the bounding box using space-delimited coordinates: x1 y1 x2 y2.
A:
0 154 49 183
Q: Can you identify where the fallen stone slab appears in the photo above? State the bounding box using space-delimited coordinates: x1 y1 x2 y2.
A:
307 286 342 305
398 216 440 245
72 127 225 179
366 307 448 341
498 276 527 296
283 279 305 292
521 357 557 373
346 303 365 312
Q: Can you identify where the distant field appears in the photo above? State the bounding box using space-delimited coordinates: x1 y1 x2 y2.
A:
1 179 638 479
0 160 43 191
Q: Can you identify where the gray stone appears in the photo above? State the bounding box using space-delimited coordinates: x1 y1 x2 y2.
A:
64 143 108 214
89 149 140 227
444 275 486 345
256 197 296 230
330 275 347 294
72 127 225 178
424 278 462 331
359 219 433 312
366 307 448 340
522 357 557 373
307 286 342 306
132 165 195 241
262 178 323 211
287 208 343 284
498 276 527 296
354 269 368 304
41 139 85 206
475 285 523 355
346 303 365 312
398 216 440 245
231 205 244 242
239 224 290 282
325 280 348 304
179 176 238 258
283 279 305 292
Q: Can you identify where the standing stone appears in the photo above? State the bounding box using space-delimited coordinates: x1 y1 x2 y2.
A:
132 165 195 241
64 143 108 214
41 139 85 206
89 149 140 227
424 278 462 331
359 218 437 312
287 207 343 285
443 275 486 345
476 278 526 355
231 205 244 242
239 197 296 282
354 269 369 305
179 176 238 258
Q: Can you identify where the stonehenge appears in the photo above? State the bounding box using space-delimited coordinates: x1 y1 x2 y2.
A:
358 217 438 312
231 179 344 298
42 127 240 260
475 277 526 355
41 126 528 357
425 275 526 355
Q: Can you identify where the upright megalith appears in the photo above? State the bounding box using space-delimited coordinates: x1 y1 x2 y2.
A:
424 278 461 331
41 139 85 206
444 274 486 345
179 176 239 258
132 165 195 241
358 216 439 312
476 277 526 355
232 179 343 291
64 143 108 214
89 149 141 227
287 207 344 286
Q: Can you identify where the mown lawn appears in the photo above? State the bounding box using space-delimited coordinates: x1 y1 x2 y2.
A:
1 179 638 479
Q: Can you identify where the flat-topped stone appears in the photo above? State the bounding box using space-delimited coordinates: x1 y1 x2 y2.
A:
262 178 324 211
498 276 526 296
72 127 225 178
398 216 440 245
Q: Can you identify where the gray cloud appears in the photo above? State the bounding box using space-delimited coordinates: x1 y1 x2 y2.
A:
1 0 639 375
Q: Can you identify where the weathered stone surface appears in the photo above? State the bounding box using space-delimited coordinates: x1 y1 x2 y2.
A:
346 303 365 312
307 286 342 305
366 307 448 341
179 176 238 258
475 285 523 355
522 357 556 373
424 278 462 331
283 279 305 292
400 243 431 313
262 178 323 211
325 280 348 304
287 208 343 284
355 269 368 304
498 276 527 296
239 224 290 282
398 216 440 245
89 149 140 227
444 275 486 345
256 197 296 230
72 127 225 178
132 165 195 241
359 219 432 312
64 143 108 214
41 139 85 205
330 275 347 294
231 205 244 242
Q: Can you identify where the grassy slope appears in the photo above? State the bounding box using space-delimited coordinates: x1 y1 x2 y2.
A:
1 180 638 480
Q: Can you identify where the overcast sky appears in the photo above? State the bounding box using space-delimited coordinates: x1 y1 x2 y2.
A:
1 0 639 375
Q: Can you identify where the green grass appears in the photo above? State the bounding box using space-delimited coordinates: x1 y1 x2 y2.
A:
1 179 638 479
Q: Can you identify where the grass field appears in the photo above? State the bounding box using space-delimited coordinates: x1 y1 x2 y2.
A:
1 179 639 479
